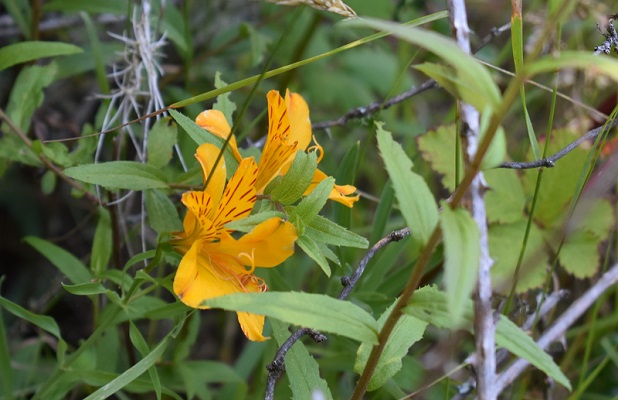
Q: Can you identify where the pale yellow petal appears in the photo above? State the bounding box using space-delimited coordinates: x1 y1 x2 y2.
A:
211 157 258 233
216 217 297 267
195 143 226 211
196 110 242 162
285 89 312 151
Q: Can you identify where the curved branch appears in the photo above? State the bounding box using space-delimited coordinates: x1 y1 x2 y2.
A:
497 119 618 170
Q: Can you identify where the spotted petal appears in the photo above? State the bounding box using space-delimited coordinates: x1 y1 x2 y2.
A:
195 143 227 212
255 91 298 192
211 157 258 233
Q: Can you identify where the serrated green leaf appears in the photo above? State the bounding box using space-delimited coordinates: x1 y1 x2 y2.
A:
404 286 571 390
0 41 82 72
355 300 427 391
169 109 239 178
213 72 237 125
558 231 601 278
64 161 168 190
376 122 438 244
479 108 506 169
24 236 93 284
147 117 177 168
570 198 614 240
440 204 480 325
62 282 109 296
484 169 526 224
91 207 112 276
4 64 56 134
267 151 317 205
352 18 501 112
489 221 548 294
292 177 334 223
43 0 126 14
203 292 379 344
304 215 368 248
272 319 333 400
144 189 182 234
417 124 461 192
297 235 331 277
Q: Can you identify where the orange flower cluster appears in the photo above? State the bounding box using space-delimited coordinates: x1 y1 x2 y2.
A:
171 90 358 341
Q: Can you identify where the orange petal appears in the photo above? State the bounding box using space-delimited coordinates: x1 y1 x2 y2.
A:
180 190 217 240
196 110 243 162
195 143 226 210
173 242 268 341
285 89 312 151
256 91 298 192
211 157 258 233
216 217 297 267
304 168 360 208
237 312 268 342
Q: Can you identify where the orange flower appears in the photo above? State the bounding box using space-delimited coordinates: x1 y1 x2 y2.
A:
195 89 360 207
171 143 297 341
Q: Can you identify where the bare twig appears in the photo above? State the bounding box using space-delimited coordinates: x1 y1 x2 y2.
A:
494 263 618 393
497 118 618 169
594 16 618 55
447 0 496 398
452 289 570 400
264 227 411 400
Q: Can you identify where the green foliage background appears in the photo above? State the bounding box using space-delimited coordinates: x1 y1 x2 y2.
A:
1 0 618 399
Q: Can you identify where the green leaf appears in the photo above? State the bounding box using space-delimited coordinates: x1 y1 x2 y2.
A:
63 161 168 190
62 282 109 296
83 332 172 400
4 64 57 134
376 122 438 244
0 41 82 72
129 322 162 400
440 204 480 325
40 141 72 168
213 72 237 125
478 108 507 169
333 141 360 229
528 51 618 82
240 23 271 67
267 151 317 205
91 207 112 276
41 170 57 195
355 300 427 391
489 221 548 294
404 286 571 390
558 231 601 278
297 235 331 277
352 18 501 112
369 180 394 244
203 292 379 344
484 169 526 224
417 124 461 192
24 236 93 284
225 211 286 232
304 215 368 248
0 306 13 400
570 198 614 240
292 177 334 223
3 0 30 38
496 316 571 390
43 0 126 14
147 117 178 168
0 295 63 340
144 189 183 234
272 319 333 399
169 109 239 178
159 2 192 59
